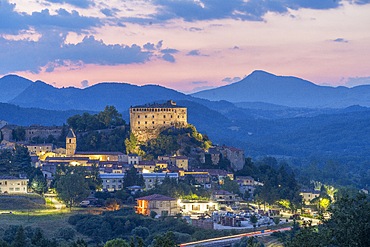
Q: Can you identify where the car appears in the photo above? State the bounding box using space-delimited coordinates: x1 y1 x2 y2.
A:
79 200 90 207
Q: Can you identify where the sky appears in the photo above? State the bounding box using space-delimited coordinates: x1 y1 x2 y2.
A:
0 0 370 93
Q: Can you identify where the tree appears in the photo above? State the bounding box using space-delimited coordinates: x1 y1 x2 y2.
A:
55 171 89 209
250 215 258 226
284 192 370 247
11 145 32 175
12 127 25 141
326 193 370 247
221 177 240 194
125 133 139 154
123 167 144 188
30 174 48 194
12 226 26 247
104 238 129 247
98 105 125 128
152 232 176 247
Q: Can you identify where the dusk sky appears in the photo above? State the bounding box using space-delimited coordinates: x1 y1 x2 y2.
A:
1 0 370 93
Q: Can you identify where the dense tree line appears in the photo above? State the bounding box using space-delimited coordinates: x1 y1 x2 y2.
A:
67 106 125 132
276 191 370 247
0 145 47 194
236 157 302 210
67 209 231 246
0 225 88 247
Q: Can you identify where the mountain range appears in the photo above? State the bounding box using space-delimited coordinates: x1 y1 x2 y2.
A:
1 71 370 186
192 70 370 108
1 70 370 110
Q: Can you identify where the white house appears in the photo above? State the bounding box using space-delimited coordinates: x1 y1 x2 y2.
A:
0 176 28 193
100 173 124 191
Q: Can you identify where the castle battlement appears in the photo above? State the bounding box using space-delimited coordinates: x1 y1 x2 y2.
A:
130 100 187 142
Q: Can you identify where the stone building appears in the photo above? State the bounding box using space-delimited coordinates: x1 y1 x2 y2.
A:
136 194 179 217
129 100 187 142
220 146 245 171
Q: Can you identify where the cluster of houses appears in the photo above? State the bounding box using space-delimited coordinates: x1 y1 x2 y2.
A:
3 101 307 224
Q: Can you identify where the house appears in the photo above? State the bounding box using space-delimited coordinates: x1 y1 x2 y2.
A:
128 154 141 165
192 169 234 185
211 190 240 206
135 194 179 217
208 147 220 165
0 176 28 193
220 146 245 171
100 173 124 191
26 143 54 156
158 155 189 171
135 160 156 173
236 176 256 197
142 173 178 190
178 199 218 217
300 189 320 204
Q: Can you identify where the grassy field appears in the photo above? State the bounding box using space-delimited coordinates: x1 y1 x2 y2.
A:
0 193 50 210
0 194 90 240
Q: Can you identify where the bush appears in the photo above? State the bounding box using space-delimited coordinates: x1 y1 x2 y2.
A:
68 214 87 226
131 226 150 240
57 227 75 241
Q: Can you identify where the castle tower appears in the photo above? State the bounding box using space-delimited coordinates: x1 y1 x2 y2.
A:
65 129 77 156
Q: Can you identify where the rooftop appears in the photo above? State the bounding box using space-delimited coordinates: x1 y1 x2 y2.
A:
66 129 76 138
131 100 185 109
136 194 176 201
75 151 124 155
0 175 28 180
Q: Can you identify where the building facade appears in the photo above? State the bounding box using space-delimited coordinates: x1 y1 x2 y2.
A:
136 194 179 216
130 100 187 142
0 176 28 193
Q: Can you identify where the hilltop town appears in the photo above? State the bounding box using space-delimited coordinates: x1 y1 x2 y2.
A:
0 101 368 247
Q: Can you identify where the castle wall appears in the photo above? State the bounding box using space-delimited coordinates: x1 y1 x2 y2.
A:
130 102 187 142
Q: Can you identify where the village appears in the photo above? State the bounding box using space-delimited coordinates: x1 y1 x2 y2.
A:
0 101 324 233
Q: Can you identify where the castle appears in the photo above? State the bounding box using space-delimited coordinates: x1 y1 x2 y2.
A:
129 100 187 142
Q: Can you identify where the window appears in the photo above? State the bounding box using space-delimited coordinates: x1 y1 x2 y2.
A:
152 121 155 124
145 121 147 124
138 121 140 124
163 115 166 118
138 115 140 118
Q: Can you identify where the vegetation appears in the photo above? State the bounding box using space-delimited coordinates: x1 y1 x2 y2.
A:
0 224 89 247
237 157 302 210
54 165 101 209
67 209 230 246
67 106 125 132
276 191 370 247
137 176 210 199
123 167 144 188
0 145 48 194
124 124 209 159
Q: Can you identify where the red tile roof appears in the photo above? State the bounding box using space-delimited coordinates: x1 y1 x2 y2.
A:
136 194 176 201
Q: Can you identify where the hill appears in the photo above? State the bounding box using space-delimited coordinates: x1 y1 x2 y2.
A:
9 80 191 112
192 70 370 108
0 102 90 126
0 75 33 103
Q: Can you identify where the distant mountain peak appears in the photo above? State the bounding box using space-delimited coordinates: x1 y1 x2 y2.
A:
249 70 276 77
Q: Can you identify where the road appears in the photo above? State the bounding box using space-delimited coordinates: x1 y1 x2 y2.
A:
179 227 291 247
